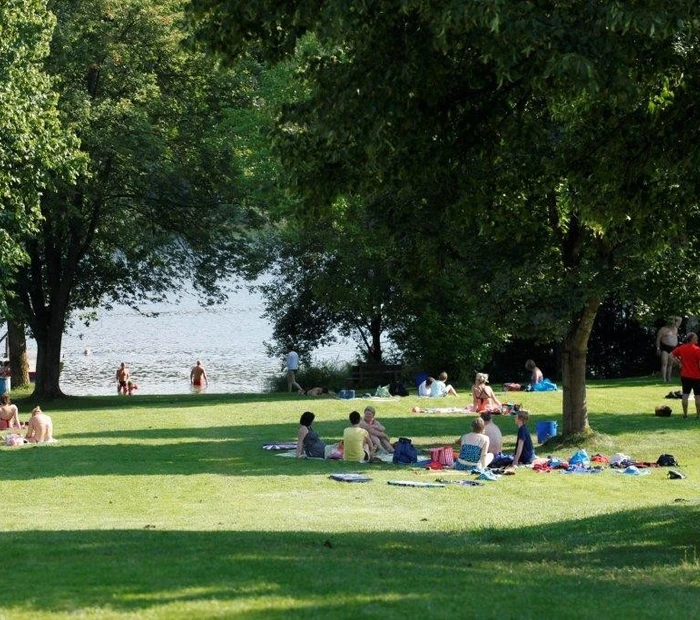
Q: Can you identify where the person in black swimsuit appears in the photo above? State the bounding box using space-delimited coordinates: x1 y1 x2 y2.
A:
656 317 682 382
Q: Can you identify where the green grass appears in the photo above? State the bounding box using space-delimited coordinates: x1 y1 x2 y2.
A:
2 378 699 619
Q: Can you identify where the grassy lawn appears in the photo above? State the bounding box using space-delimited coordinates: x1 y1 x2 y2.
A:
2 378 698 619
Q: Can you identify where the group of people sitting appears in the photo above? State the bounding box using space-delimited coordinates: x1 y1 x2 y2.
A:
418 372 459 397
295 403 535 467
0 393 55 443
296 405 393 462
455 410 534 469
417 366 538 413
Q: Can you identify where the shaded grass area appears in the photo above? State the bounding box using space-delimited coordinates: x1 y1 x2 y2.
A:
2 379 699 618
3 508 698 619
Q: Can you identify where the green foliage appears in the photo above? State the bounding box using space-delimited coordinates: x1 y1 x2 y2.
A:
7 0 276 396
190 1 700 432
0 0 83 307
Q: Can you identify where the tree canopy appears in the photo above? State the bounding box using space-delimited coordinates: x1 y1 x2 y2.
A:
8 0 269 397
190 1 700 434
0 0 82 302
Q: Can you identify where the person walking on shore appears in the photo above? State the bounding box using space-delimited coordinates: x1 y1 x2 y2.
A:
285 345 303 393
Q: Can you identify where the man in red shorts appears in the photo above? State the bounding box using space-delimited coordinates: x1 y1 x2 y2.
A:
671 332 700 418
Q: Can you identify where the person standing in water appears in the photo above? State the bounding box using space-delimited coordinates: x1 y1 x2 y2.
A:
116 362 130 395
190 360 208 389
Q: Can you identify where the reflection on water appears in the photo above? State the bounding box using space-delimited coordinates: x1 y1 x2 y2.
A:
33 286 355 396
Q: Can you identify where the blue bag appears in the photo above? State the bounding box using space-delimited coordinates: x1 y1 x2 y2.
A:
393 437 418 464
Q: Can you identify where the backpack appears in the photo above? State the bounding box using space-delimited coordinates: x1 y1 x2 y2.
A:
657 454 679 467
389 381 409 397
393 437 418 464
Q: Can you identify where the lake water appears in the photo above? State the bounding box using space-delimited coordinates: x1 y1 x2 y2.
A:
26 284 356 396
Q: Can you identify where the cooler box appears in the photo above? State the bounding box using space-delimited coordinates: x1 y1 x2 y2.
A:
536 421 557 443
339 389 355 400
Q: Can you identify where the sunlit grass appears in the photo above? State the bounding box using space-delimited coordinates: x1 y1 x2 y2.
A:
1 378 698 618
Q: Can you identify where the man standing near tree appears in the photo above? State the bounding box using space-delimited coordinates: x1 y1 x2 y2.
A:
671 333 700 419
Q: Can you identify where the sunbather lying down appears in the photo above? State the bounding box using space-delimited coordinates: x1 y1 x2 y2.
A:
411 406 472 414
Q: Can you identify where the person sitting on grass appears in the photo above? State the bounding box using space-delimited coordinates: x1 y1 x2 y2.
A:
418 376 434 396
25 406 54 443
296 411 328 458
455 417 492 470
0 393 22 429
430 371 458 397
480 411 503 455
471 373 502 412
525 359 544 387
359 405 394 454
512 410 535 465
343 410 374 462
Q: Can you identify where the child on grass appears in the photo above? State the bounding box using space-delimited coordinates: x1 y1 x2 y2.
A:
513 410 535 465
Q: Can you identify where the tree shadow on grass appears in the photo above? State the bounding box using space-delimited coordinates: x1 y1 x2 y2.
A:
0 505 697 618
11 392 301 412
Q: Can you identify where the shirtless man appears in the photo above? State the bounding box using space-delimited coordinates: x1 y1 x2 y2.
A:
358 406 394 453
657 317 682 383
25 406 53 443
116 362 130 395
190 360 208 388
0 393 22 429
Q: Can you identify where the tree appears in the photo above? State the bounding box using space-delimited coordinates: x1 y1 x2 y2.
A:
0 0 82 300
11 0 264 397
256 218 402 364
190 1 700 435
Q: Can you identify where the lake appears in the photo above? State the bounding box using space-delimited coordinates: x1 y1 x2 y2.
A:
26 284 356 396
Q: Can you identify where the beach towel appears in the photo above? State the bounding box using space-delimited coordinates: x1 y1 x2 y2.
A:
263 442 298 450
532 378 557 391
616 466 650 476
411 406 472 414
329 473 372 483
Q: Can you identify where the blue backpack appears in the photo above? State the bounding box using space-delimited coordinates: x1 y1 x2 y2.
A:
393 437 418 464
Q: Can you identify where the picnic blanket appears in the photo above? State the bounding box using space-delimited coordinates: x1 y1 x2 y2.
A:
435 478 484 487
387 480 446 488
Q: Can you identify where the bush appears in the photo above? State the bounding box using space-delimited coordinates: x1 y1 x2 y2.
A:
265 359 352 393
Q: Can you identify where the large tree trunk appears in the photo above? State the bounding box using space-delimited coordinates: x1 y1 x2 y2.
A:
561 297 601 435
32 319 66 399
7 319 30 387
368 313 382 362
